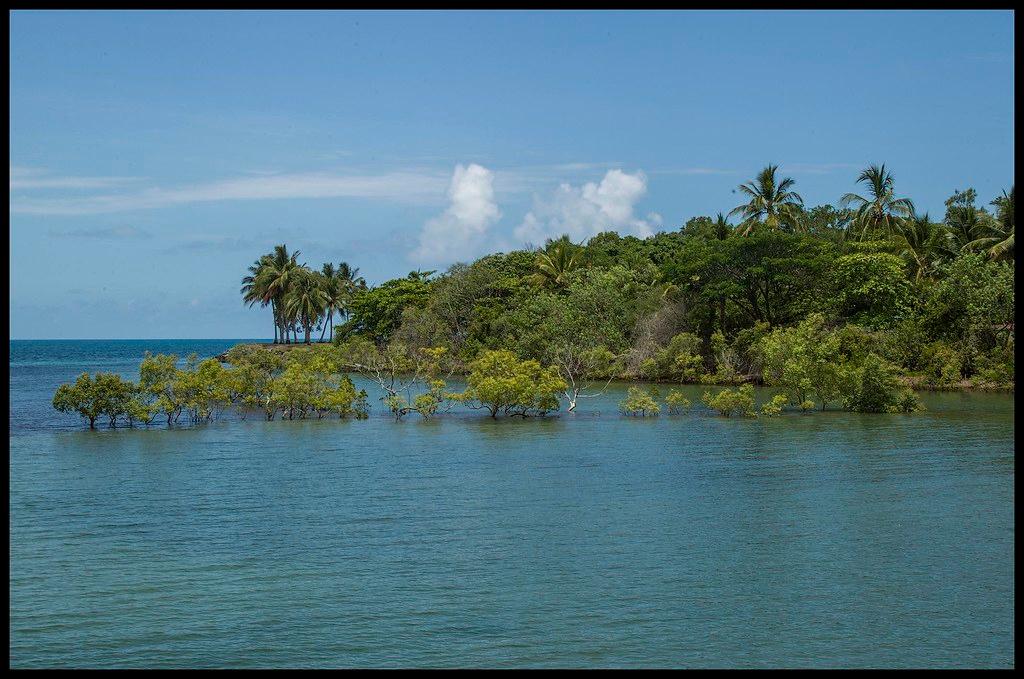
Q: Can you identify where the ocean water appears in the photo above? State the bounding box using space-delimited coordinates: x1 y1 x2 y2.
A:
8 339 1015 668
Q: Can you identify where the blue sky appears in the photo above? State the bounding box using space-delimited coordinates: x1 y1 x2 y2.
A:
9 10 1014 339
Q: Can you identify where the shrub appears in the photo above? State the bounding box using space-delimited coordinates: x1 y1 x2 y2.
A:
664 389 692 415
52 372 138 428
760 393 789 417
845 353 908 413
894 389 923 413
620 386 661 416
702 384 756 417
458 349 567 418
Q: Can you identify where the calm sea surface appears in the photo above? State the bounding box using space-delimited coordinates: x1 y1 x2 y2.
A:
8 339 1015 668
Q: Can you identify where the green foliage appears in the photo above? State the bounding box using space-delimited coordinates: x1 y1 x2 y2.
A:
51 372 150 429
347 272 433 343
53 373 112 428
755 313 848 410
920 253 1014 365
620 386 661 416
644 332 704 381
457 349 567 418
705 330 743 384
664 389 692 415
175 355 231 423
760 393 789 417
972 343 1015 389
844 353 919 413
921 341 965 386
831 251 912 327
702 384 756 417
664 230 836 328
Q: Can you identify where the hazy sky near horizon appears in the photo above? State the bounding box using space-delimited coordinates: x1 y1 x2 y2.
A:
10 10 1014 339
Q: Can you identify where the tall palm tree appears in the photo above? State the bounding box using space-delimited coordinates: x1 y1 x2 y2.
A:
317 263 347 343
840 164 915 240
968 187 1015 261
729 164 804 236
528 236 583 289
257 244 302 343
284 268 329 345
895 212 946 283
241 253 277 342
336 261 367 324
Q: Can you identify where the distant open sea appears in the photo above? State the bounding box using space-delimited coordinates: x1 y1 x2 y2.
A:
8 339 1016 668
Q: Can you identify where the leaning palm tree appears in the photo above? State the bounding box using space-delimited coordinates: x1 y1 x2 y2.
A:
840 164 915 241
284 268 329 345
241 253 277 342
528 236 583 289
729 164 804 236
895 212 946 283
968 187 1015 261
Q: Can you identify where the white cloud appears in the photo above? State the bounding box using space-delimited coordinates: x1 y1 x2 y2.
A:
10 166 141 191
9 169 450 215
410 163 501 265
514 169 662 246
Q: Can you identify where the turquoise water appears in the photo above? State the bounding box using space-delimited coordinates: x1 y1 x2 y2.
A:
8 340 1015 668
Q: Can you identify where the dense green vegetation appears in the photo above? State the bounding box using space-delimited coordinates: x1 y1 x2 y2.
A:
249 165 1013 387
54 165 1013 428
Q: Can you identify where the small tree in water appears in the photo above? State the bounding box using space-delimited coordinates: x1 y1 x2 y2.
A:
620 386 661 417
456 349 567 418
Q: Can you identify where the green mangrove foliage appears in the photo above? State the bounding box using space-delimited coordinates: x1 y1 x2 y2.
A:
759 394 791 418
455 349 567 418
664 389 692 415
54 348 370 428
619 386 661 417
702 385 757 418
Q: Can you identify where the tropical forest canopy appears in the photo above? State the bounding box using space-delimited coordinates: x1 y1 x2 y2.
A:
239 164 1014 392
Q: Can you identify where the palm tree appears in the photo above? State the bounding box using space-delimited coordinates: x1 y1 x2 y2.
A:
258 245 302 343
968 187 1014 261
712 213 732 240
284 268 329 345
240 253 277 342
943 189 999 255
317 263 348 343
729 164 803 236
840 164 915 240
895 212 946 283
528 236 583 288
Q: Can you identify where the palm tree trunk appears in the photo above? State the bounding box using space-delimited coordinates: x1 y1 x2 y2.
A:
272 303 279 344
319 311 329 343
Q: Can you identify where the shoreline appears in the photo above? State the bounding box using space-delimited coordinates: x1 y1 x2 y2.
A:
214 341 1015 394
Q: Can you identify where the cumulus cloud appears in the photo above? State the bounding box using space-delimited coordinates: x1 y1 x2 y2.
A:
514 169 662 246
410 163 500 265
